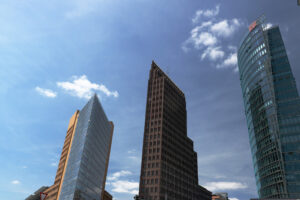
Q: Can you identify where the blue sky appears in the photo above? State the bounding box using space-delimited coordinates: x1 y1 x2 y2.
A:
0 0 299 200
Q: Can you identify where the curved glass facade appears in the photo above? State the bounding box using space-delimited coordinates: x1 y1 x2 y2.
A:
238 21 300 198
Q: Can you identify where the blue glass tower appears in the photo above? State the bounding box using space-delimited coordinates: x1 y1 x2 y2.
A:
59 94 114 200
238 17 300 198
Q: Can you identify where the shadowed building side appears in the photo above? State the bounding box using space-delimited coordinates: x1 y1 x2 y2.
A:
138 61 211 200
101 121 114 200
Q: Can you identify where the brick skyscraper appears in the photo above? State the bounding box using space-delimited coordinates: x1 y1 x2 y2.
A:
138 61 211 200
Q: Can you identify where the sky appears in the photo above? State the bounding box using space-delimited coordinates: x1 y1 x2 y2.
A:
0 0 299 200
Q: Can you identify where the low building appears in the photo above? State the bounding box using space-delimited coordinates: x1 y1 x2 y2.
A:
25 186 49 200
250 199 299 200
102 190 113 200
212 193 228 200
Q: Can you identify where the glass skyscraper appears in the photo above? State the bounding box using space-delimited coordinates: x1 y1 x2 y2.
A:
59 94 114 200
238 17 300 198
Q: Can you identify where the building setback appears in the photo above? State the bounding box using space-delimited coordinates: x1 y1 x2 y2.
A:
138 61 211 200
238 17 300 198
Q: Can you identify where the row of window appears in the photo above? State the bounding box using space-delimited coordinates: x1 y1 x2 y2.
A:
253 135 275 160
141 178 159 185
145 133 161 140
240 45 266 82
282 142 300 152
144 155 160 161
261 176 283 198
256 163 281 180
144 140 161 147
142 170 159 177
144 162 160 169
238 25 262 62
147 148 161 154
241 54 267 92
239 36 265 74
283 153 300 162
150 120 161 127
148 95 163 103
279 115 300 126
242 43 266 66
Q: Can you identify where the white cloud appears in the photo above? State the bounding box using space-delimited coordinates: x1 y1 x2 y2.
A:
199 21 213 29
201 46 224 61
204 182 247 191
263 23 273 31
111 180 139 194
217 53 237 68
210 19 241 37
182 4 244 72
192 5 220 23
228 45 237 51
128 156 139 160
107 170 132 181
35 87 57 98
223 53 237 66
107 170 138 194
128 149 136 154
51 162 58 167
11 180 21 185
229 198 239 200
191 30 218 48
57 75 119 99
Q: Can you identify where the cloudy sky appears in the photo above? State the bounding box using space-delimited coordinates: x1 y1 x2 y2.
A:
0 0 299 200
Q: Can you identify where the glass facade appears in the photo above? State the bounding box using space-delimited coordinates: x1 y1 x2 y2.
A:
238 20 300 199
59 95 113 200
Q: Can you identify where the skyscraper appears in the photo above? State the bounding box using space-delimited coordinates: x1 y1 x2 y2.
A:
238 17 300 198
138 61 211 200
58 94 114 200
